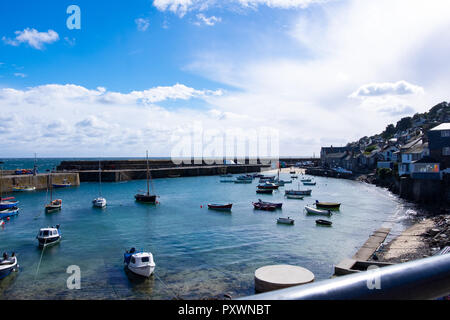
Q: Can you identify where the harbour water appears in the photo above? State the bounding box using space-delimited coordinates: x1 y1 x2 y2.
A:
0 164 420 299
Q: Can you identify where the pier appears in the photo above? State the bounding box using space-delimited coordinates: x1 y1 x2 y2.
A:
352 227 391 261
56 160 270 182
0 172 80 192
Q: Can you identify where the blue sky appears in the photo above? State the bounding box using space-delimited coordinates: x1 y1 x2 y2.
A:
1 0 450 157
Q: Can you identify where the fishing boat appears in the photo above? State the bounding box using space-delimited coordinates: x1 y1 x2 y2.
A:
277 217 294 225
45 199 62 213
316 219 332 226
12 186 36 192
208 203 232 211
252 202 277 211
257 199 282 209
305 205 332 216
256 189 273 194
257 182 279 190
315 200 341 210
0 252 18 280
0 200 19 210
0 207 19 219
37 225 61 248
135 151 158 204
286 194 304 200
285 189 312 196
303 181 316 186
52 179 72 188
93 161 106 208
124 248 156 278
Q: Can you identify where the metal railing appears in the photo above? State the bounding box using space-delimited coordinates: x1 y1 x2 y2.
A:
240 254 450 300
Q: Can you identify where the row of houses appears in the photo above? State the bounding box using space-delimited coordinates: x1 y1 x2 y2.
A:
321 122 450 181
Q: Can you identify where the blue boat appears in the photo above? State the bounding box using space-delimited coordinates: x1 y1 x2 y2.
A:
0 252 18 280
0 207 19 219
0 201 19 210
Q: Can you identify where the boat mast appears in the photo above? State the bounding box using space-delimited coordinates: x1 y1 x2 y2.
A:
146 151 150 196
98 160 102 197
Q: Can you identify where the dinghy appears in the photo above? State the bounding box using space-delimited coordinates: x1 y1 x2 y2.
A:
0 200 19 210
208 203 232 211
0 207 19 219
257 182 279 190
37 225 61 248
277 217 294 225
316 219 332 226
286 194 304 200
257 199 282 208
124 248 156 278
252 202 277 211
303 181 316 186
285 189 312 196
0 252 18 280
256 189 273 194
315 200 341 210
305 205 332 216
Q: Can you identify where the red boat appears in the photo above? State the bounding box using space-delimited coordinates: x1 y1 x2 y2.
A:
207 203 232 211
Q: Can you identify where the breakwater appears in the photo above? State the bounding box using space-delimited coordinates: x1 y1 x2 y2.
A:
305 167 353 179
56 160 269 182
0 172 80 192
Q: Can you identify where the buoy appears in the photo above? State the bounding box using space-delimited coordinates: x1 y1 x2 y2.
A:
200 205 203 208
7 217 10 221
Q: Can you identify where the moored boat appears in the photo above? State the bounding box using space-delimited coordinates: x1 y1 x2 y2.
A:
12 186 36 192
316 219 332 226
135 151 158 204
315 200 341 210
257 182 279 190
252 202 277 211
0 200 19 210
285 189 312 196
37 225 61 248
220 179 234 183
93 197 107 208
286 194 304 200
300 178 312 182
52 179 72 188
303 181 316 186
0 252 18 280
0 207 19 219
45 199 62 213
305 205 332 216
234 179 252 184
277 217 294 225
208 203 232 211
257 199 282 208
92 161 107 208
124 248 156 278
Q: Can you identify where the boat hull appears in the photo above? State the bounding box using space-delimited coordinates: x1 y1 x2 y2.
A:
277 218 294 225
135 194 157 203
208 204 232 211
38 236 61 248
127 265 155 278
93 198 107 208
315 202 341 210
0 201 19 210
0 208 19 219
0 257 17 280
305 206 332 216
316 219 332 226
256 189 273 194
285 190 312 196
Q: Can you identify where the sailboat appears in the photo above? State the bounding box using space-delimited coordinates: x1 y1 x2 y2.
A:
45 171 62 213
135 151 158 204
93 161 107 208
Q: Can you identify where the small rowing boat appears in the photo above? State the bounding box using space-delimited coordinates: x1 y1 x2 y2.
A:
315 201 341 210
316 219 332 226
0 200 19 210
220 179 234 183
0 207 19 219
253 202 277 211
303 181 316 186
208 203 232 211
257 199 282 208
0 252 18 280
257 182 279 190
277 217 294 225
256 189 273 194
285 189 312 196
286 194 304 200
305 205 332 216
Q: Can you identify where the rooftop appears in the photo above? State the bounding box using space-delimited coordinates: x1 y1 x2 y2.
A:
430 123 450 131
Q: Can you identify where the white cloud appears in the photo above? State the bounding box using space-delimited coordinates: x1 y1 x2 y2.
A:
350 81 425 98
135 18 150 31
195 14 221 26
13 72 27 78
153 0 327 16
3 28 59 50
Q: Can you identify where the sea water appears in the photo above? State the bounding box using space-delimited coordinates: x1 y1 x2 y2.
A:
0 161 420 299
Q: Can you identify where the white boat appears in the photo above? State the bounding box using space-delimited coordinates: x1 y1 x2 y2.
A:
93 161 107 208
37 225 61 248
93 197 107 208
305 205 332 216
0 220 4 227
124 248 156 278
0 252 18 280
277 217 294 225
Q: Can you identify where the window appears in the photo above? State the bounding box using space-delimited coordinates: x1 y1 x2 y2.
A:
441 130 450 137
131 257 136 264
443 147 450 156
141 257 150 263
